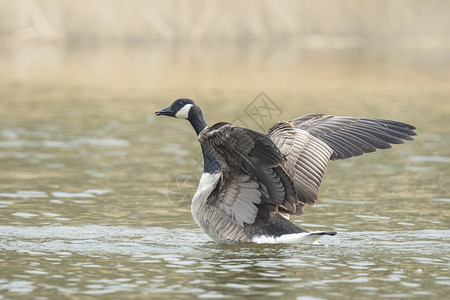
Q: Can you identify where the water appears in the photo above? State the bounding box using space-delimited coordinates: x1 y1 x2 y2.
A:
0 44 449 299
0 226 448 298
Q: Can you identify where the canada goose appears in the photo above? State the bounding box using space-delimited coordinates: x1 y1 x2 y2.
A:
155 99 416 243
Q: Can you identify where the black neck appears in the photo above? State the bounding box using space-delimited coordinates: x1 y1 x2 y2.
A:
190 114 207 136
189 115 222 174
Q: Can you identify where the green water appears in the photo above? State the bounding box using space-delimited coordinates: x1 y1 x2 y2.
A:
0 45 449 299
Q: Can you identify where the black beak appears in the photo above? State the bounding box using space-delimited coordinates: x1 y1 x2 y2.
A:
155 106 173 117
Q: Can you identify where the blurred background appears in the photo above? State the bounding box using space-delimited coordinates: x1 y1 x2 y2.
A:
0 1 449 298
1 0 449 99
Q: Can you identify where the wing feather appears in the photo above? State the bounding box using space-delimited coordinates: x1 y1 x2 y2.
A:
200 123 300 227
291 114 416 160
213 174 263 227
268 123 333 208
268 114 415 207
200 114 415 223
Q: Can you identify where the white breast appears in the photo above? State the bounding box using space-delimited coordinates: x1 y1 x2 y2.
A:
191 172 221 228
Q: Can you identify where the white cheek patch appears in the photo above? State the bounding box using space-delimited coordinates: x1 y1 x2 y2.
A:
175 104 193 119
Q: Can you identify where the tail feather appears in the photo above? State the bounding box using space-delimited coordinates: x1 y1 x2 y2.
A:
309 231 337 236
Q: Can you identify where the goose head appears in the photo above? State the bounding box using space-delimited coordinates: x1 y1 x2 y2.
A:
155 98 199 120
156 99 207 135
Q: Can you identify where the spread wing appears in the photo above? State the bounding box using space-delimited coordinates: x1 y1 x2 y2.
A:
198 122 301 227
291 114 417 160
268 114 416 207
